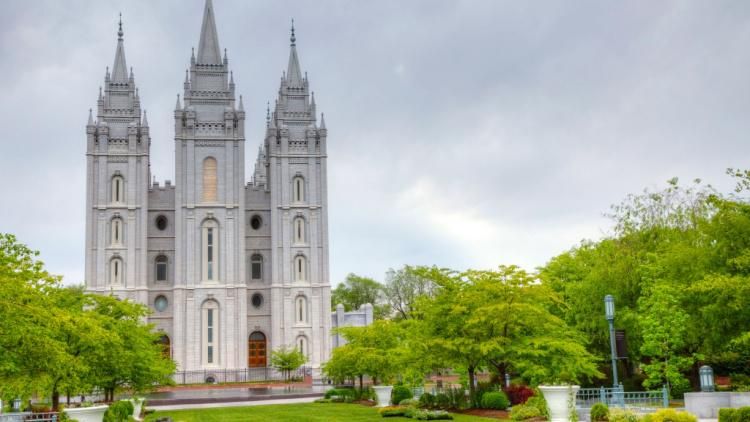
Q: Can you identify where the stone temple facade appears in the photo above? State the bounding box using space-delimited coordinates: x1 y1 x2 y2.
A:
84 0 332 375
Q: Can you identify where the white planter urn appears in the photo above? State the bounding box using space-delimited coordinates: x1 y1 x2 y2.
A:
130 398 145 421
63 405 109 422
539 385 580 422
373 385 394 407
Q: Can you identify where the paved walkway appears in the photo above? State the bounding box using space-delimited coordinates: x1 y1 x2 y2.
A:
149 396 319 411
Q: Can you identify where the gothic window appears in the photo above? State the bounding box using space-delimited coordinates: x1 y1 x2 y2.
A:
297 336 308 357
155 215 168 231
110 257 123 285
251 293 263 309
202 220 219 282
202 157 218 203
112 175 125 204
111 217 123 245
293 217 306 244
296 296 307 324
154 295 168 312
250 254 263 281
250 215 262 230
155 255 168 282
292 176 305 203
294 255 307 282
202 300 219 365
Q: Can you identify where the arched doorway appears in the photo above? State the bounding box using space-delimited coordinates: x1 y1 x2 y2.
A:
248 331 266 367
158 334 171 359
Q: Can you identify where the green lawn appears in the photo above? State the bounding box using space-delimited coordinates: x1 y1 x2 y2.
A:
144 402 498 421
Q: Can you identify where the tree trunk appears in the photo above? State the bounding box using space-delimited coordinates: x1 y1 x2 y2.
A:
468 365 476 402
52 389 60 411
359 374 364 390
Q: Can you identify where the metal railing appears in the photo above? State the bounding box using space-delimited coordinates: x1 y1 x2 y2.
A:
172 366 311 385
0 412 60 422
576 385 669 409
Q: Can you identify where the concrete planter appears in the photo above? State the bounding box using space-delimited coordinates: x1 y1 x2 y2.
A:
539 385 580 422
130 398 145 421
685 392 750 418
63 405 108 422
373 385 394 407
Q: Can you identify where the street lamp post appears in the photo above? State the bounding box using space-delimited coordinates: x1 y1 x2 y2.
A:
604 295 619 387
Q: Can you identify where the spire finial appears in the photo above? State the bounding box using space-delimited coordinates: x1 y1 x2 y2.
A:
175 94 181 110
290 18 296 46
143 109 148 126
266 101 271 122
320 112 326 129
118 13 123 40
88 108 94 125
238 95 244 111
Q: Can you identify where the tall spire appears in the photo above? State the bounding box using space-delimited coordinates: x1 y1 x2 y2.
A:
286 19 303 87
112 13 129 83
196 0 222 65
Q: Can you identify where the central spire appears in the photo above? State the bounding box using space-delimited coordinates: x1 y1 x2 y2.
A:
196 0 222 65
286 19 303 87
112 13 128 83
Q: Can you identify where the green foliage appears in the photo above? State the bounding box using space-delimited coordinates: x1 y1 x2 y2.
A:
471 382 497 408
391 385 413 405
524 394 549 418
331 274 388 319
269 346 306 382
313 398 332 404
379 406 407 417
407 409 454 420
444 387 468 410
383 266 436 320
479 391 509 410
509 404 543 421
103 400 135 422
607 409 640 422
718 407 750 422
324 388 356 400
418 393 435 408
433 393 450 410
400 398 420 407
640 408 697 422
590 402 609 421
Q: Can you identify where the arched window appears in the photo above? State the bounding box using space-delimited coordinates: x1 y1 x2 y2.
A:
110 257 123 284
202 300 219 365
111 217 123 245
297 336 308 357
202 220 218 281
112 175 125 204
250 254 263 281
155 255 168 282
158 335 171 359
292 176 305 203
296 296 307 324
202 157 217 203
293 217 306 244
294 255 307 282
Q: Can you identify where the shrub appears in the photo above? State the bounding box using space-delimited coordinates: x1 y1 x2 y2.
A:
590 402 609 421
718 407 750 422
510 404 543 421
471 382 498 408
31 403 53 413
354 386 375 401
392 385 413 405
313 398 332 404
418 393 435 408
408 409 454 420
504 384 535 405
434 393 450 409
324 388 356 400
608 409 642 422
525 394 549 418
400 398 420 407
480 391 510 410
103 400 134 422
379 406 407 417
640 408 697 422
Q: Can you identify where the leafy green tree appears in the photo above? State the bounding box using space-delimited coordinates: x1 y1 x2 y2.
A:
331 273 389 319
270 346 307 382
383 266 435 320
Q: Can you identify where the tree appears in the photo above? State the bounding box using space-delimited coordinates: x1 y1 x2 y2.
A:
383 266 435 320
331 273 388 319
270 346 307 382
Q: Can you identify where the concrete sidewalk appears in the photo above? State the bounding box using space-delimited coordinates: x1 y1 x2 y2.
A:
148 396 319 411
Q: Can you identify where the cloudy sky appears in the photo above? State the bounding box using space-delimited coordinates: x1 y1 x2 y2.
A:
1 1 749 286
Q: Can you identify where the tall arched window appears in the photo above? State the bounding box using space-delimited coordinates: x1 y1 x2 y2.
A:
294 255 307 282
292 176 305 203
297 336 308 357
155 255 168 282
110 257 123 284
202 157 217 203
293 217 306 244
111 218 123 245
158 335 171 359
202 220 219 281
250 254 263 281
296 296 307 324
112 175 125 204
202 300 219 365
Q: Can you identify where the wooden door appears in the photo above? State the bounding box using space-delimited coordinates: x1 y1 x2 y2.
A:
248 332 266 367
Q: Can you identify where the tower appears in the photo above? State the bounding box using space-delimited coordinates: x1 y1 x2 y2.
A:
172 0 247 371
85 16 150 304
262 21 332 369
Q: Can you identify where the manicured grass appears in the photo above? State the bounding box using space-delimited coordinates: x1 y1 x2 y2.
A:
144 402 497 421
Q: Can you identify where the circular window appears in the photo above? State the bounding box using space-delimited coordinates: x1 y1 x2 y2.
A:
250 215 262 230
155 215 168 231
251 293 263 308
154 295 168 312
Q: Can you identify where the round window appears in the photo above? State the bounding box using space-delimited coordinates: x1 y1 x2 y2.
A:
156 215 168 231
250 215 262 230
251 293 263 308
154 295 168 312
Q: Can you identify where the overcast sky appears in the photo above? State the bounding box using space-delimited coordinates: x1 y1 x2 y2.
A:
1 1 749 286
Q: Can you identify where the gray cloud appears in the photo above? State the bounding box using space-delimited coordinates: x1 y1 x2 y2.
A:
1 1 749 285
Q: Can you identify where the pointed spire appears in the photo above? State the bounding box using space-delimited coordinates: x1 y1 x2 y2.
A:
311 91 316 106
184 69 189 83
196 0 222 65
238 95 244 111
230 71 234 85
111 14 128 83
175 94 182 110
88 108 94 125
266 102 270 123
142 110 148 126
98 86 103 101
223 48 228 64
286 19 303 87
320 112 326 129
